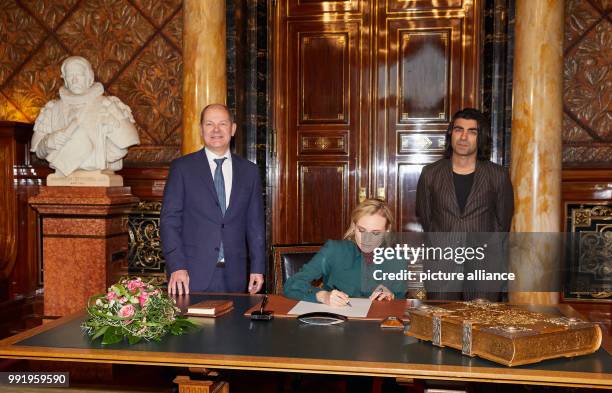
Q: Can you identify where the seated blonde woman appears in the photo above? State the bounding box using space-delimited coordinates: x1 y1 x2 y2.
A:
284 199 405 306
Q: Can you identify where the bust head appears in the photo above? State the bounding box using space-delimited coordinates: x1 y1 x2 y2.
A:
61 56 95 95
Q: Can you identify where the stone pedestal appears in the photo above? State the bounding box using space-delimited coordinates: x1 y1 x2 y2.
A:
29 186 138 317
46 170 124 187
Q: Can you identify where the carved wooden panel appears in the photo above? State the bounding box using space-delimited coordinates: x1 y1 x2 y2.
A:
298 163 349 243
272 0 479 242
396 163 426 232
19 0 80 30
564 202 612 302
377 3 479 232
273 16 365 244
300 133 348 154
13 177 45 298
300 33 349 124
1 37 67 121
0 122 42 302
56 2 155 84
563 0 612 166
388 18 463 130
0 0 183 165
0 1 47 87
0 133 17 285
398 30 451 122
562 168 611 302
398 133 445 153
387 0 463 13
288 0 361 16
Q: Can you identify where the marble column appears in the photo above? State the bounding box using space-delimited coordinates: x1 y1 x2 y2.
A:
182 0 227 155
509 0 564 304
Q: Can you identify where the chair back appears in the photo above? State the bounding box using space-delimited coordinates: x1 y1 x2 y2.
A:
270 244 322 294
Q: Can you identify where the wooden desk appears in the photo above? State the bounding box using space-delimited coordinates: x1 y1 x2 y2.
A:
0 294 610 390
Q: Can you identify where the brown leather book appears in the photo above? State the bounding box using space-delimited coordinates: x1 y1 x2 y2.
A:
186 300 234 317
406 301 602 366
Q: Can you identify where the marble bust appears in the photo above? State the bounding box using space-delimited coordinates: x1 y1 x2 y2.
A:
31 56 140 186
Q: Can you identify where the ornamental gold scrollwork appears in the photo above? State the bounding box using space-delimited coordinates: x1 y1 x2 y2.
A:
579 232 611 280
573 205 612 228
568 203 612 300
128 201 164 274
301 136 345 152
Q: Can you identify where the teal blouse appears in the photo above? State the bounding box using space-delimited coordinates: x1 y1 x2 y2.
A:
283 240 406 303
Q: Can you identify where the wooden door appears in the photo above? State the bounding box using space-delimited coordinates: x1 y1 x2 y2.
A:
374 0 481 232
271 1 371 244
271 0 480 244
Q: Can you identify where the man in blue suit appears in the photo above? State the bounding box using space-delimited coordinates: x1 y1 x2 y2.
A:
161 104 265 295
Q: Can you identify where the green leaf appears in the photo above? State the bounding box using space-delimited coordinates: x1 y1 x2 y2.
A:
102 327 123 345
170 324 184 335
91 326 109 341
113 284 128 297
175 319 197 329
127 335 142 345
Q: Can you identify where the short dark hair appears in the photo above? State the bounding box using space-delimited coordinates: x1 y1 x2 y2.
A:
443 108 491 161
199 104 234 126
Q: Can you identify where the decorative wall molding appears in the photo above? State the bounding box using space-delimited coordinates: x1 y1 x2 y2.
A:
563 0 611 166
565 202 612 301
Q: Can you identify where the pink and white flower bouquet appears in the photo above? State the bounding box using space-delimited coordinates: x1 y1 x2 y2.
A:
82 277 195 345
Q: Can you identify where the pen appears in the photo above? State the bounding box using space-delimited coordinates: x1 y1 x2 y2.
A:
259 295 268 314
332 285 352 307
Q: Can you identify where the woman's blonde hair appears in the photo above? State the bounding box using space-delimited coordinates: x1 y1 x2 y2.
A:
343 198 394 240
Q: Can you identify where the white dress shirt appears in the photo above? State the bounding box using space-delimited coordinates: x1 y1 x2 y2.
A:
205 147 232 208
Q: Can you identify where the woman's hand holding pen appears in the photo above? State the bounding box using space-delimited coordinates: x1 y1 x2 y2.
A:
316 288 351 307
369 285 394 301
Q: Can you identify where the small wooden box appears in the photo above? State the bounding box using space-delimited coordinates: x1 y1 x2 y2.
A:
406 301 602 366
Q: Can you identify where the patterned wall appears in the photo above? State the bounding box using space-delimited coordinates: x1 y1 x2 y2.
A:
563 0 611 166
0 0 183 165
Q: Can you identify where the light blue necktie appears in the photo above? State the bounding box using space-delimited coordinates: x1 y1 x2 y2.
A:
213 158 227 262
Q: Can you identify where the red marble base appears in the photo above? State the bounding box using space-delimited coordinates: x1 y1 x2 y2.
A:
29 186 138 317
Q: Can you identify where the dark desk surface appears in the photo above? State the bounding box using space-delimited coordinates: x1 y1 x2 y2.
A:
0 294 610 389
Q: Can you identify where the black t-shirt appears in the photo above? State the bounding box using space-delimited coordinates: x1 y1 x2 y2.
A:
453 172 475 213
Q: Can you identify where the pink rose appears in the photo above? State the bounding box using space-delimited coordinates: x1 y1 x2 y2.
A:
138 291 149 307
106 291 117 301
118 304 135 318
127 279 145 292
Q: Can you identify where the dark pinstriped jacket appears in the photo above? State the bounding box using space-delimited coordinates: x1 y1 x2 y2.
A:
416 158 514 232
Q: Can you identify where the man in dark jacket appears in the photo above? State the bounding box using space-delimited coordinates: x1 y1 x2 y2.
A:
161 104 265 295
415 108 514 300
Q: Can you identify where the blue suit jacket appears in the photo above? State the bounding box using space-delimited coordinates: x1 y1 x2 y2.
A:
160 149 265 292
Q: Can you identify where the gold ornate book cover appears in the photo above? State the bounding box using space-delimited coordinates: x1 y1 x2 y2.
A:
406 301 602 366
